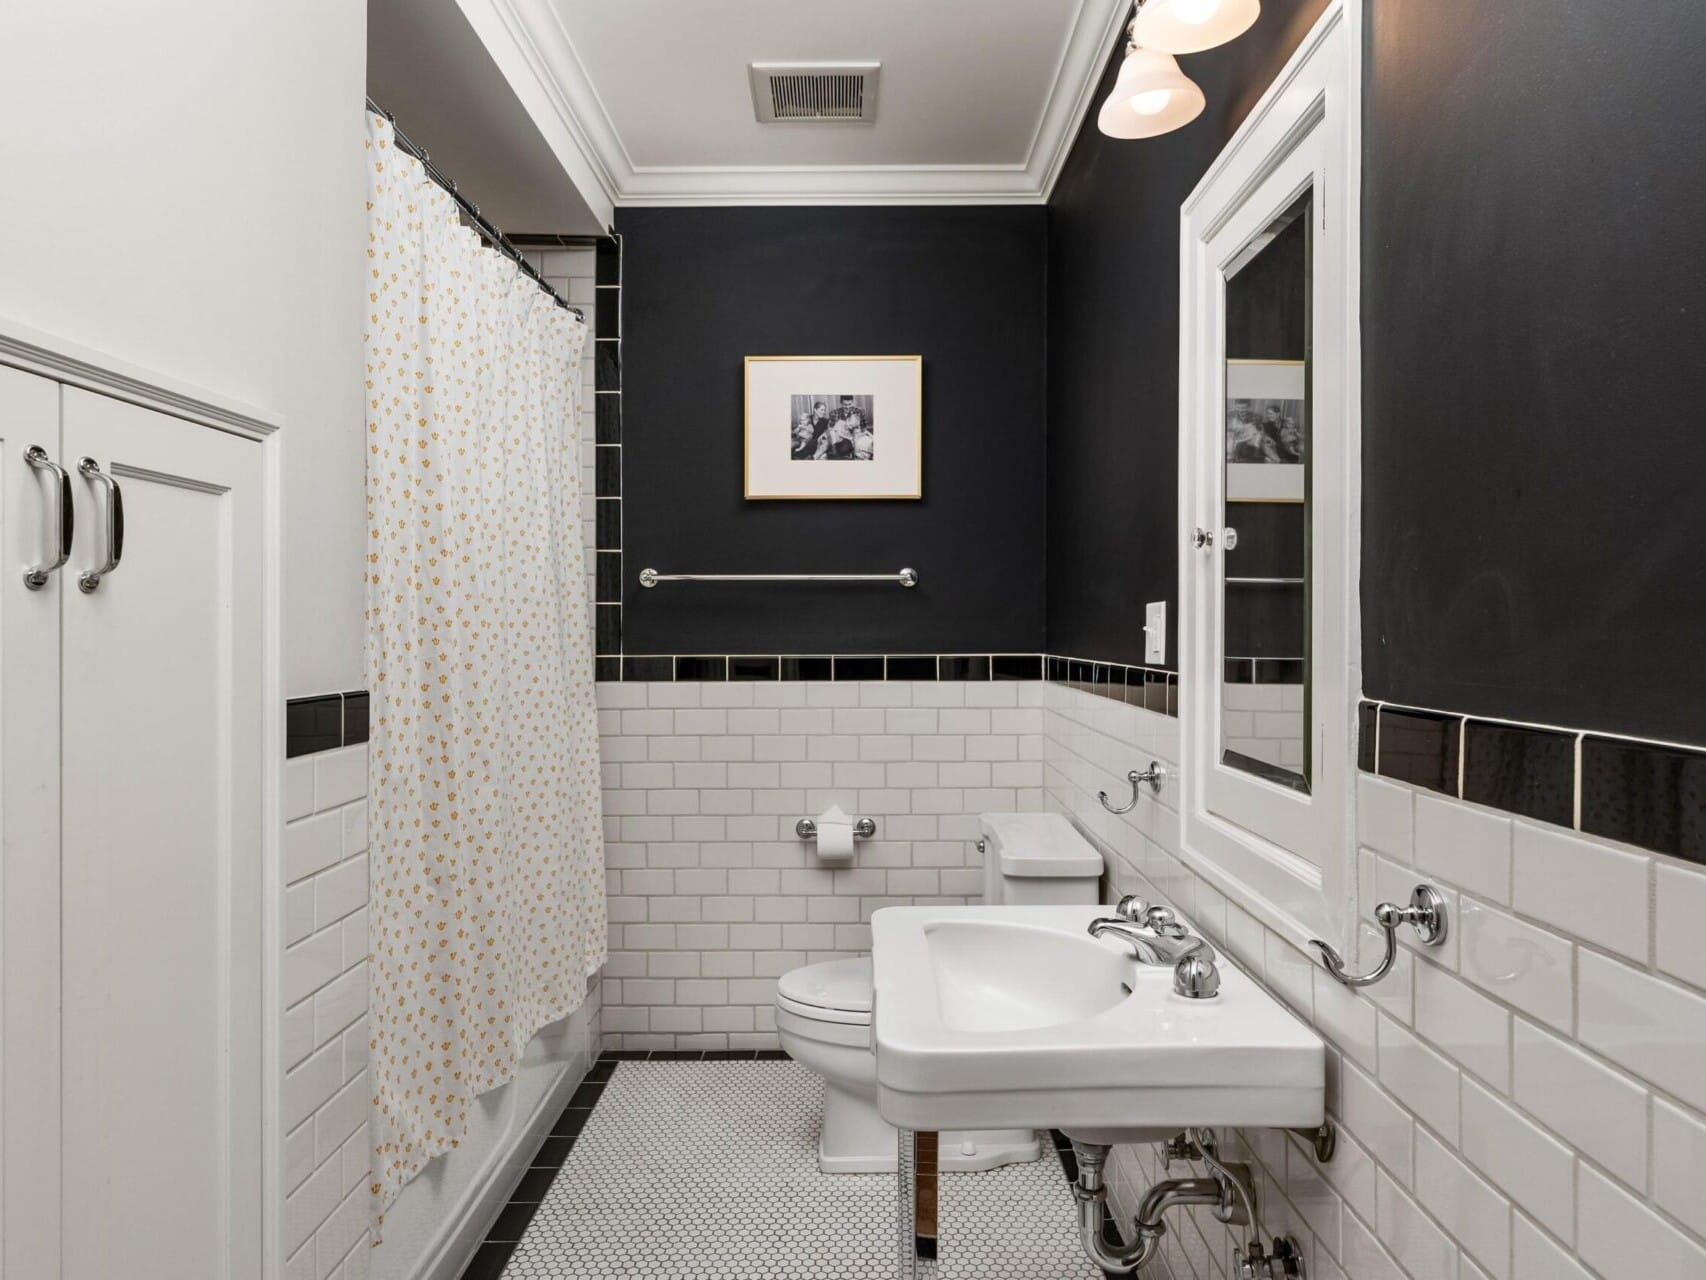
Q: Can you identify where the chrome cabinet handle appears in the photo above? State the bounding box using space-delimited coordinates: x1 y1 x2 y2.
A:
77 457 124 593
1190 527 1214 550
23 445 73 589
1310 884 1448 988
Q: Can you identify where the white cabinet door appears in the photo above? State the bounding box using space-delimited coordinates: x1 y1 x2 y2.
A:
58 389 264 1280
0 365 67 1280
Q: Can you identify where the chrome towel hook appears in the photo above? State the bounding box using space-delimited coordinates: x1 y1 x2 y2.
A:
1098 762 1166 814
1311 884 1448 988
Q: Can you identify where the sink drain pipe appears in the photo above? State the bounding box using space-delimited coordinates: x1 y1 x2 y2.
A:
1069 1131 1255 1274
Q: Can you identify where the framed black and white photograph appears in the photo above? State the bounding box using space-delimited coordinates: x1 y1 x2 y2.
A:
1225 358 1306 501
745 356 922 499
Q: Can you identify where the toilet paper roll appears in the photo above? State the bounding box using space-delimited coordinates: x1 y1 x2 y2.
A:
813 804 857 862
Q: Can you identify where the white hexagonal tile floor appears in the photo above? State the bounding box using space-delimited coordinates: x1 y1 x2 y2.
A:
497 1060 1101 1278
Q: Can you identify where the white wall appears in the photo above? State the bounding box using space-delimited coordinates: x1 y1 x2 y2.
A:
593 678 1045 1048
1041 679 1706 1280
0 0 369 697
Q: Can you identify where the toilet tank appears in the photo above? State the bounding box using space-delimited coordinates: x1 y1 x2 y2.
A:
978 813 1104 906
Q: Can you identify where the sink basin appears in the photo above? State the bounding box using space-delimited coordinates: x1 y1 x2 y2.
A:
872 905 1325 1144
925 920 1130 1032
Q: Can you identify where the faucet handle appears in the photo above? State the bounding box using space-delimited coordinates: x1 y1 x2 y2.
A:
1143 905 1188 938
1114 895 1150 922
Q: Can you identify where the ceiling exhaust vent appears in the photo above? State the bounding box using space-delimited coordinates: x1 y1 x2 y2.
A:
750 62 880 124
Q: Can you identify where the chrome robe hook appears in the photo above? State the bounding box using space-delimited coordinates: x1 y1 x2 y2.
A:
1311 884 1448 987
1098 762 1167 814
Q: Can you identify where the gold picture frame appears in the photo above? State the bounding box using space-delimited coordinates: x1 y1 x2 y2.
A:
743 355 923 500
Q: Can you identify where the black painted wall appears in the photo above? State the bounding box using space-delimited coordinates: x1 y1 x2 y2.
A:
1045 0 1330 669
1362 0 1706 744
616 206 1047 655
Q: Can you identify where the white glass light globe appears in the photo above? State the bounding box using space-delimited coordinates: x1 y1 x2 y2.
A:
1171 0 1222 25
1130 89 1173 117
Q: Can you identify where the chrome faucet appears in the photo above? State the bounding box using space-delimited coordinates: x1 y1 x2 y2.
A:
1089 896 1222 999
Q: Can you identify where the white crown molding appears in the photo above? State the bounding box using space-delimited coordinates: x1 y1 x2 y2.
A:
0 314 281 441
468 0 1128 208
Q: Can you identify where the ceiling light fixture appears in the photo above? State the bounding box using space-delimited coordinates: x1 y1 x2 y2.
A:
1096 44 1205 139
1130 0 1261 55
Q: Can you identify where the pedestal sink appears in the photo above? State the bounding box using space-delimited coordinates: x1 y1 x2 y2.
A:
871 905 1324 1143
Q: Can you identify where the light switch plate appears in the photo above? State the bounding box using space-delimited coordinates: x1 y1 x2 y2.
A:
1144 602 1167 665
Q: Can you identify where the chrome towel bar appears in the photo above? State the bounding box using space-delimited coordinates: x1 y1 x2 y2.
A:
639 567 917 588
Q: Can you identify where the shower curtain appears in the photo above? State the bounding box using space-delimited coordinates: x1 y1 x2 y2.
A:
362 111 606 1227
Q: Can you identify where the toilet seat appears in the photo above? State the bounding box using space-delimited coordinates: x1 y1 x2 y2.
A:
776 957 872 1026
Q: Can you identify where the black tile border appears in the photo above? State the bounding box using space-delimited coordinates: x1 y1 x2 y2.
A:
286 690 370 759
588 651 1178 715
1360 698 1706 868
590 235 622 663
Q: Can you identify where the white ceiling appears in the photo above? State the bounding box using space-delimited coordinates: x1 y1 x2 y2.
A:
457 0 1131 208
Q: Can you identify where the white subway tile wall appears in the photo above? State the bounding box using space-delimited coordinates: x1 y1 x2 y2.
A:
282 746 375 1280
1038 679 1706 1280
594 678 1046 1049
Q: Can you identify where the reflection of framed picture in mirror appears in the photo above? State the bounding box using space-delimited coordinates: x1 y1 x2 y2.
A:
744 355 923 500
1226 358 1305 501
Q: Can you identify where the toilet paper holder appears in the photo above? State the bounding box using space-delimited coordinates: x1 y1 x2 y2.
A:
796 816 877 840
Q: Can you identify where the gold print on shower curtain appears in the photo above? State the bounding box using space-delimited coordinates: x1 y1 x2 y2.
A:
362 112 606 1230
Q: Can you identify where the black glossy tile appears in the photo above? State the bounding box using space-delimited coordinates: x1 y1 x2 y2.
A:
992 655 1042 680
595 236 620 285
341 691 370 746
1224 658 1255 684
834 656 884 681
1068 659 1093 691
460 1240 516 1280
594 342 621 392
1257 658 1306 685
595 296 619 338
585 1057 618 1081
531 1135 576 1168
1093 664 1118 699
485 1199 539 1242
508 1166 559 1204
595 497 621 550
728 655 780 681
286 694 343 758
703 1049 759 1060
1165 675 1179 718
1144 669 1170 714
551 1106 593 1137
675 656 727 681
1462 720 1575 827
939 655 991 681
647 1050 704 1061
1357 701 1378 772
1377 707 1462 796
1047 656 1067 682
595 393 622 443
886 655 938 680
595 656 622 682
595 605 621 657
1582 736 1706 865
567 1079 607 1109
595 550 621 603
594 445 621 497
1122 668 1146 708
622 655 673 681
778 656 832 681
754 1048 789 1060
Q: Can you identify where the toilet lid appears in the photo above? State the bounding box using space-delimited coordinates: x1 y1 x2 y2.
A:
777 957 872 1015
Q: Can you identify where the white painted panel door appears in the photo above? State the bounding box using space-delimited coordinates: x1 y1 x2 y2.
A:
58 389 263 1280
0 366 66 1280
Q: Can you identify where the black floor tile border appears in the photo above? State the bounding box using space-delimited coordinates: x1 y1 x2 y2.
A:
286 689 370 758
1361 698 1706 867
457 1049 797 1279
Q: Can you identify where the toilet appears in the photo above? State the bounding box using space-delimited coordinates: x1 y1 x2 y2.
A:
776 812 1104 1174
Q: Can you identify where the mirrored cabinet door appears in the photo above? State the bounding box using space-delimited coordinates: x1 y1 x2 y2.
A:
1178 6 1356 949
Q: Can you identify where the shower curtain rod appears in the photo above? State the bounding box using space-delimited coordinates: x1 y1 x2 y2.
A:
366 96 586 323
